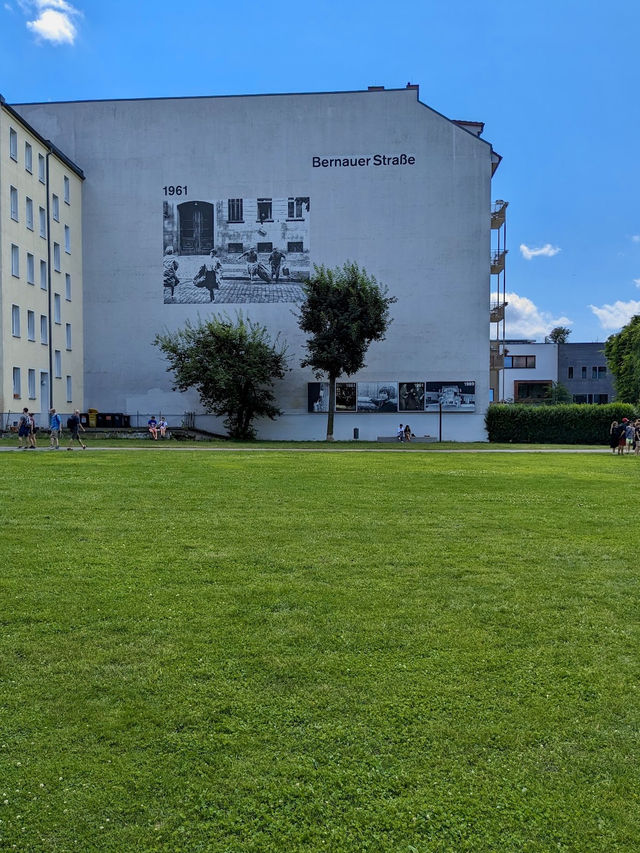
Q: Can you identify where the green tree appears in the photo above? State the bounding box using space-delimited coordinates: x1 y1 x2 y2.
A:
154 315 288 440
543 381 573 405
298 262 396 440
604 314 640 403
546 326 572 343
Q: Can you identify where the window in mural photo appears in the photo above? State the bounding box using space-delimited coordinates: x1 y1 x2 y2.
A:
163 196 310 305
356 383 398 413
399 382 425 411
336 382 357 412
424 382 476 411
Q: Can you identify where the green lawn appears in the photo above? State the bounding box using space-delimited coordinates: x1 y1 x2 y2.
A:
1 451 638 851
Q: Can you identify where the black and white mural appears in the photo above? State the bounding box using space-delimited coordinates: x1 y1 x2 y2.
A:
163 195 310 304
356 383 398 413
424 382 476 411
336 383 357 412
399 382 425 411
308 383 330 413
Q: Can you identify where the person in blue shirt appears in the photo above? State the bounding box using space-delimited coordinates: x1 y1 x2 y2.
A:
49 408 62 449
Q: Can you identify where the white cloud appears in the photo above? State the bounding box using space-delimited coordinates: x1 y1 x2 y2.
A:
504 292 572 340
589 300 640 331
519 243 561 260
23 1 80 44
631 235 640 243
634 279 640 288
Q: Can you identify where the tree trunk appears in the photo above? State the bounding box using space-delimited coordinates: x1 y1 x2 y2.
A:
326 374 336 441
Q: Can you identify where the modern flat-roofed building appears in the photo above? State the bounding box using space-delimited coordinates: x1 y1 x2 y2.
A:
13 86 502 439
558 342 615 404
1 96 84 427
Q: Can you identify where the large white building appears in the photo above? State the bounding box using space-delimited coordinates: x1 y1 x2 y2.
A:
11 86 502 440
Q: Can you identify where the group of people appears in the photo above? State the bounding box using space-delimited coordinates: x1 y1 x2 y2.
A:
16 407 86 450
396 423 415 442
147 416 168 440
609 418 640 455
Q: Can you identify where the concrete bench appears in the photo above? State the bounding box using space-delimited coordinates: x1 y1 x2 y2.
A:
376 435 438 443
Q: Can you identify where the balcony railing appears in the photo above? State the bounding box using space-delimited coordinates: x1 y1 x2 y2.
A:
491 250 508 275
490 302 507 323
491 199 508 229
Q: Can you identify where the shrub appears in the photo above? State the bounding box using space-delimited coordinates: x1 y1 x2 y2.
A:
485 403 637 444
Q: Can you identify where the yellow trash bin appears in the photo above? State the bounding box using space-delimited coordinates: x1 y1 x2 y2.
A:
88 408 98 428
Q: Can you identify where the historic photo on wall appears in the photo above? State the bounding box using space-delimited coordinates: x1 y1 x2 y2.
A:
308 382 330 413
163 195 310 305
336 383 357 412
424 381 476 411
399 382 425 411
356 382 398 413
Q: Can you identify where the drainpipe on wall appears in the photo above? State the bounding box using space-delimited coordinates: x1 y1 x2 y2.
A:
45 147 53 409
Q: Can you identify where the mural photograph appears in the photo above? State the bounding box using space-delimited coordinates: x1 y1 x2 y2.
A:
356 383 398 413
399 382 425 411
336 383 357 412
308 382 330 413
163 195 310 304
424 382 476 411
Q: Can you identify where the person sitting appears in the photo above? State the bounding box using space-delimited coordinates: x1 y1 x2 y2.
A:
159 417 168 438
404 424 413 442
396 423 404 441
148 415 158 440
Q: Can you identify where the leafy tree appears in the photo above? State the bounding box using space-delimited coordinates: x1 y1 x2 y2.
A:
546 326 572 344
154 315 288 440
604 314 640 403
543 381 573 405
298 262 396 440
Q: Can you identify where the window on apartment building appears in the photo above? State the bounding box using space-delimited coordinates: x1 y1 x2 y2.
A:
64 175 70 204
11 244 20 277
287 241 303 253
228 198 243 222
65 273 72 301
54 293 61 323
28 369 36 400
64 225 71 253
39 206 46 238
581 366 587 379
40 314 48 344
514 381 551 402
66 375 72 402
9 128 18 160
228 242 243 253
52 194 60 221
53 243 61 272
13 367 21 398
257 198 272 222
10 186 19 220
12 305 21 337
27 253 35 284
257 242 273 254
596 394 608 404
25 142 33 173
40 260 47 290
27 310 35 341
504 355 536 369
38 153 45 183
567 366 574 379
66 323 72 350
26 197 34 230
54 350 62 378
592 366 607 379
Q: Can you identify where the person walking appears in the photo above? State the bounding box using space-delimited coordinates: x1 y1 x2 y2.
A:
609 420 620 454
66 409 86 449
16 407 30 449
268 248 287 283
49 408 62 449
634 420 640 457
27 411 37 449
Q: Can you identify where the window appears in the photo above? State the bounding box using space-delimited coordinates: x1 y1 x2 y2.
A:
66 375 72 402
514 380 551 402
287 241 303 253
12 305 21 337
65 273 72 301
287 197 309 219
27 310 35 341
13 367 21 398
504 355 536 369
567 366 574 379
9 128 18 160
228 198 243 222
27 253 35 284
581 366 587 379
257 198 272 222
257 242 273 254
54 350 62 379
39 206 46 238
64 225 70 253
63 175 70 204
40 260 47 291
52 194 60 221
38 153 45 183
25 142 33 173
40 314 48 344
28 369 36 400
592 366 607 379
53 243 61 272
26 197 34 230
10 186 18 220
228 242 243 253
596 394 609 404
66 323 72 350
54 293 61 323
11 244 20 277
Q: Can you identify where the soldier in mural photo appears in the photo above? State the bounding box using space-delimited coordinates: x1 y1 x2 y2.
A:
239 247 260 281
268 247 287 283
194 249 223 302
163 246 180 299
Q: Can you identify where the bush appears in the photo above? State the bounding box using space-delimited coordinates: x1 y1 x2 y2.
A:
485 403 637 444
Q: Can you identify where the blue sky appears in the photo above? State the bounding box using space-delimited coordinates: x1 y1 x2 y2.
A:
2 0 639 342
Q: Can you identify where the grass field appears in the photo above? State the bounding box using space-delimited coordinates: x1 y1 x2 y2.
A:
1 449 638 851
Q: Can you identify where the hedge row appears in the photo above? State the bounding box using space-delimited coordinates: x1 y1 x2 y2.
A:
485 403 638 444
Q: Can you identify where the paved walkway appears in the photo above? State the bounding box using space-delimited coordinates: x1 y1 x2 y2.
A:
0 445 615 454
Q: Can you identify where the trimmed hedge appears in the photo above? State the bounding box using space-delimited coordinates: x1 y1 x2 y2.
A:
485 403 638 444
